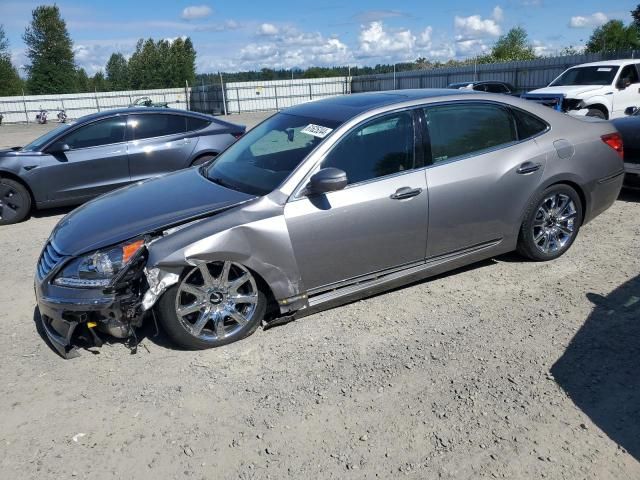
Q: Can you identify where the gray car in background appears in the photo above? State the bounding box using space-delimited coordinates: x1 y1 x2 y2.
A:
0 107 244 224
34 89 624 358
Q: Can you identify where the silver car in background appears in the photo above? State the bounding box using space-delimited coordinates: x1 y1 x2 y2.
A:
35 89 624 358
0 108 244 224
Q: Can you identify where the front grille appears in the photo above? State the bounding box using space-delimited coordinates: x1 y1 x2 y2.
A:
37 241 68 280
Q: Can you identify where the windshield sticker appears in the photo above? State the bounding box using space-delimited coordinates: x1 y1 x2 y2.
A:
300 124 333 138
597 67 613 72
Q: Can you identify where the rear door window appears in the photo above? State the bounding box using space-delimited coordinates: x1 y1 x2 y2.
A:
424 103 517 164
511 108 548 140
61 117 126 149
128 114 186 141
186 116 211 132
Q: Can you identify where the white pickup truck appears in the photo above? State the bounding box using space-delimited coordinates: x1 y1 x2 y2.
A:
522 59 640 120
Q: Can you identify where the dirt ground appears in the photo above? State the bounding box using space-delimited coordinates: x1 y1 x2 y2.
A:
0 121 639 479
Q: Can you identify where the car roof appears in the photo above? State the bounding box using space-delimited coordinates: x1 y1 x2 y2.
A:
284 89 476 122
570 59 639 68
76 107 212 123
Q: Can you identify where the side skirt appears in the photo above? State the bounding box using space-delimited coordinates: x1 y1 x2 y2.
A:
292 239 506 319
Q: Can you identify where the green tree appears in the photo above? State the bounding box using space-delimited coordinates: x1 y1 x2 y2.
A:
75 67 90 92
0 25 23 96
105 53 129 90
586 20 640 53
489 27 537 62
632 4 640 28
171 37 196 86
23 5 76 94
90 71 108 92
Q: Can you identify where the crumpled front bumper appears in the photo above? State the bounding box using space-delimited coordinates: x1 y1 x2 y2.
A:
35 274 144 358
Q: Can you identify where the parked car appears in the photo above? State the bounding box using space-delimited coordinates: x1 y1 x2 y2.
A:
0 108 244 225
448 80 517 95
522 59 640 119
612 106 640 189
34 89 624 358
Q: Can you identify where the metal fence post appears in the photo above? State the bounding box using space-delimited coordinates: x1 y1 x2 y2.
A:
274 85 279 111
219 72 228 116
22 89 28 123
184 80 190 110
236 88 241 114
95 89 100 112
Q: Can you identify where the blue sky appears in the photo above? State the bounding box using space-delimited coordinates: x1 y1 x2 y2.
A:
0 1 635 75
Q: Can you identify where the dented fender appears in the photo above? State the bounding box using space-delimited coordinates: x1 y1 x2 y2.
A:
144 194 307 311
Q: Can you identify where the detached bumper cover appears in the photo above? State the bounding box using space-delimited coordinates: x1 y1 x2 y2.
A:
35 277 142 358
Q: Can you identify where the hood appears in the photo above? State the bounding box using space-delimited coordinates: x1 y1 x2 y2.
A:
528 85 610 97
51 168 256 255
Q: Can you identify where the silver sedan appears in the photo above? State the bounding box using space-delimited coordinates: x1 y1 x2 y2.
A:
35 89 625 357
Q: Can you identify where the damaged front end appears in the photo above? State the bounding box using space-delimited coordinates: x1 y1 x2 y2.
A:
35 236 179 359
520 93 587 115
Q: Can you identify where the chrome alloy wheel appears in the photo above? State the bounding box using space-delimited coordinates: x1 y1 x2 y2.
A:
532 193 577 254
175 261 258 341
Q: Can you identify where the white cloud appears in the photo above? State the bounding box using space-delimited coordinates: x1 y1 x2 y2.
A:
224 27 353 70
181 5 213 20
454 6 503 41
569 12 608 28
417 26 433 47
492 6 504 23
258 23 279 36
358 21 416 59
72 38 139 75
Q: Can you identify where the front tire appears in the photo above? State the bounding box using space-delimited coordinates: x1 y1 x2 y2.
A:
0 178 32 225
156 261 266 350
191 154 217 167
586 108 606 119
517 184 583 261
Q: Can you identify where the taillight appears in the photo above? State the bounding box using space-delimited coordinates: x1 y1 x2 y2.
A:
601 133 623 159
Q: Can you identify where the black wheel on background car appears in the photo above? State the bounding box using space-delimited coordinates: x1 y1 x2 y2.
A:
586 108 606 119
156 261 266 349
191 154 217 166
0 177 32 225
517 184 583 261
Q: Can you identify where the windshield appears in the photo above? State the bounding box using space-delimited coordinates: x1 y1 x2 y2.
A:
549 66 619 87
21 122 75 151
205 112 340 196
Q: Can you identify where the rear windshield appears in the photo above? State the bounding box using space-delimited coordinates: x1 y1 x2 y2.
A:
549 66 619 86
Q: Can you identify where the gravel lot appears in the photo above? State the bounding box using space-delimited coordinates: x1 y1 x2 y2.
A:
0 119 639 479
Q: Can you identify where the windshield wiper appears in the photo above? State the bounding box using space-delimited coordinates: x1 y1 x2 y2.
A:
208 176 244 193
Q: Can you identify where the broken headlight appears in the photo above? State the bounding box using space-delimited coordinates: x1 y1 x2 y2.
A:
54 239 145 288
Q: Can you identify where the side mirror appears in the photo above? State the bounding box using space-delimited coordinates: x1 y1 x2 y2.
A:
618 78 632 89
49 142 70 153
625 106 638 116
305 168 348 195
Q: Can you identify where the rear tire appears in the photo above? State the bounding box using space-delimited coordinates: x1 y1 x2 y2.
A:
0 178 31 225
517 184 583 261
586 108 606 119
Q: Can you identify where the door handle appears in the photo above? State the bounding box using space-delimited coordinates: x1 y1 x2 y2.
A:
390 187 422 200
516 162 542 174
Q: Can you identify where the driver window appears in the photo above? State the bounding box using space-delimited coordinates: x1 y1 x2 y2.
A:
321 111 415 185
62 117 126 149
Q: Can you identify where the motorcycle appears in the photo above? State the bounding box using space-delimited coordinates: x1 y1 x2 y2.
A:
35 109 48 124
57 109 67 123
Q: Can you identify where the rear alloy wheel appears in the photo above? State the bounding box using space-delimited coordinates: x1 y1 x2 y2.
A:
517 185 583 261
156 261 266 349
0 178 31 225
